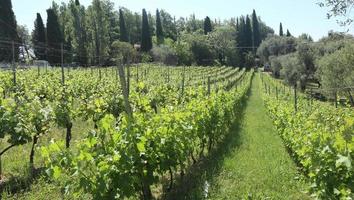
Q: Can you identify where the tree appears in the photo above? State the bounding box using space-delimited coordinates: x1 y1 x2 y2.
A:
32 13 46 60
317 42 354 106
185 32 215 66
151 45 177 65
245 15 253 49
256 35 297 63
119 9 129 42
156 9 164 45
75 0 80 6
208 26 237 66
204 16 212 35
279 53 302 86
0 0 19 62
86 0 110 65
118 8 141 44
319 0 354 26
259 20 275 41
111 41 136 64
69 1 88 66
46 8 63 65
236 16 246 67
141 9 152 52
298 33 313 42
252 9 261 53
279 22 284 36
160 10 177 40
286 29 292 37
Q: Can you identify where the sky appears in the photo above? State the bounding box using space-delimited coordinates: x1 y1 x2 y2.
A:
12 0 354 41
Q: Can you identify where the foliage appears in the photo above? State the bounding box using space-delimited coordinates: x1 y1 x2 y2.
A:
262 76 354 199
141 9 153 52
208 26 237 66
39 68 253 199
173 40 193 66
252 10 261 49
279 23 283 36
188 32 215 66
69 0 88 66
318 0 354 26
286 29 291 37
0 0 19 62
155 9 164 45
119 9 129 43
46 8 63 65
257 35 297 63
86 0 111 65
151 45 177 65
204 16 212 35
316 42 354 105
32 13 46 60
111 41 136 64
160 10 177 41
269 56 282 78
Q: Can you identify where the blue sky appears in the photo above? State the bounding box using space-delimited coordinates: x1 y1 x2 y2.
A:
12 0 353 41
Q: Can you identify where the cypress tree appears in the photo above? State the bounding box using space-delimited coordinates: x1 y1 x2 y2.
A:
156 9 164 45
204 16 212 35
245 15 253 49
141 9 152 52
279 22 284 36
286 29 292 37
119 9 129 42
0 0 19 62
236 16 246 68
46 8 63 65
32 13 47 60
251 9 260 53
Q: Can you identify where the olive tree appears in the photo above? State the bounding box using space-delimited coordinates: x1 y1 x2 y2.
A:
316 43 354 106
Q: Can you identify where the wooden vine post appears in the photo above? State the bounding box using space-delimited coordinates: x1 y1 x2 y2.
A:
127 63 131 96
117 62 132 118
181 66 186 97
294 83 298 112
61 43 65 85
334 91 338 108
136 64 139 82
12 41 16 86
207 76 211 95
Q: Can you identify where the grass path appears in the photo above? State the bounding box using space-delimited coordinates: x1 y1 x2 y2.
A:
205 74 309 199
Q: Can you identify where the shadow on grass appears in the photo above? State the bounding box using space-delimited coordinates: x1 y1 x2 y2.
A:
0 167 46 197
164 86 252 200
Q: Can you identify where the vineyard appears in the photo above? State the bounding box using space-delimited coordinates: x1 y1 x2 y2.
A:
0 65 352 199
0 65 254 199
261 73 354 199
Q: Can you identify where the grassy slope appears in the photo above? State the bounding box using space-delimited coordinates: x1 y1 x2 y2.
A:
206 74 309 199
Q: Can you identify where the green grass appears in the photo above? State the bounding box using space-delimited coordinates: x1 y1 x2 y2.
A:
169 74 310 200
206 74 309 199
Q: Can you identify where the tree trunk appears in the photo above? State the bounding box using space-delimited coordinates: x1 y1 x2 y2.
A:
30 135 39 167
208 137 213 152
199 140 205 158
168 167 173 191
347 90 354 107
141 177 152 200
66 122 73 148
190 152 197 164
